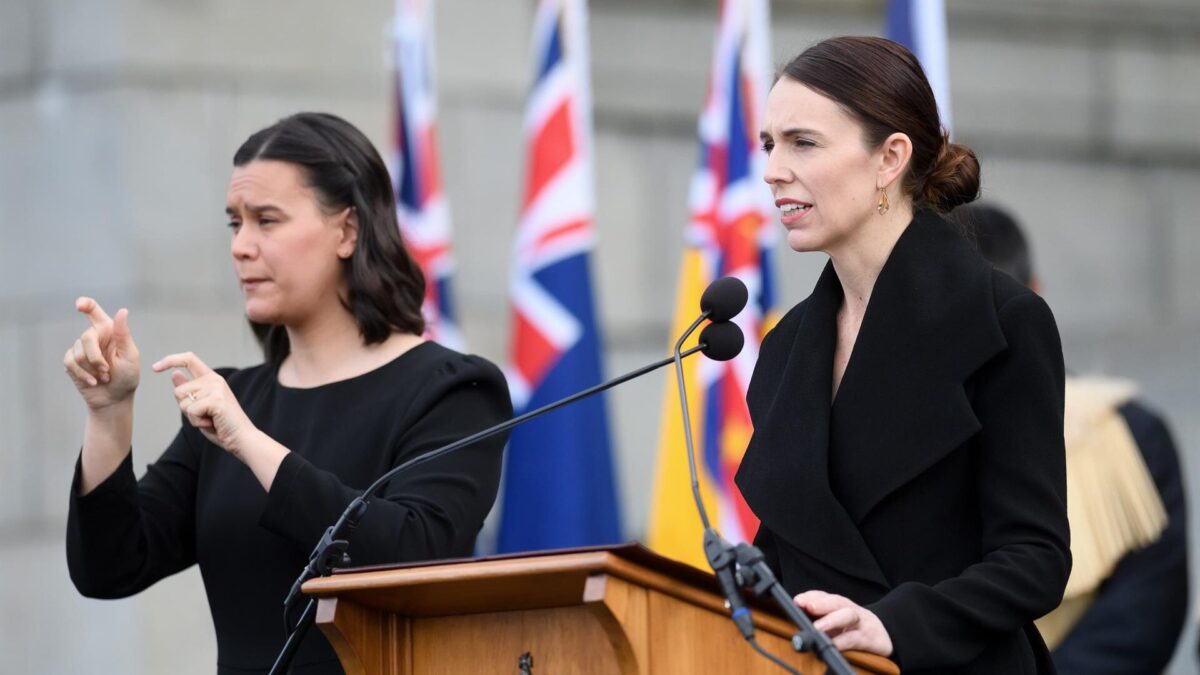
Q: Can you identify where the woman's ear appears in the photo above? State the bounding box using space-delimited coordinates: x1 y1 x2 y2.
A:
337 207 358 259
877 132 913 190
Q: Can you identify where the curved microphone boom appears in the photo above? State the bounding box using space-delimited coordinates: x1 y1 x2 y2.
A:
672 276 853 675
671 277 757 648
672 275 748 533
267 277 751 675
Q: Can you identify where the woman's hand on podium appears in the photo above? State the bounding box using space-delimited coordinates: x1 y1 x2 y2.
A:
64 297 141 410
794 590 894 657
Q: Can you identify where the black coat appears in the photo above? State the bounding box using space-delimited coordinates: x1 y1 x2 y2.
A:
736 210 1071 674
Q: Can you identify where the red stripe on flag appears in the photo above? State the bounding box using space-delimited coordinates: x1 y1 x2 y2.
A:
512 311 561 386
398 235 449 310
419 124 443 204
406 241 450 274
534 217 589 254
523 100 575 211
709 142 729 201
719 211 765 272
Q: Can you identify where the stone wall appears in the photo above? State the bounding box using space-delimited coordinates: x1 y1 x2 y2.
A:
1 1 1196 672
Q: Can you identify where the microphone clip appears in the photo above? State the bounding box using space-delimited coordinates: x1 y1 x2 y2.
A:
282 496 369 630
704 528 755 640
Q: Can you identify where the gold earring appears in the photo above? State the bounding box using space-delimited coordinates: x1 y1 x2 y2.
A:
877 188 890 216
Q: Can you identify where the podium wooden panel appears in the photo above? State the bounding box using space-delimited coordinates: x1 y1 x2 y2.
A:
302 545 898 674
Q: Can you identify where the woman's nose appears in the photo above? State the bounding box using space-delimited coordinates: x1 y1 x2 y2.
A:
762 150 790 185
230 224 257 259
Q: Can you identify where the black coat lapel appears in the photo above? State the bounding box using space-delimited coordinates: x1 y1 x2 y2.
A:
736 210 1007 589
829 210 1006 523
737 263 891 589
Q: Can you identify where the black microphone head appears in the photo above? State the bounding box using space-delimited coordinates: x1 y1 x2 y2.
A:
700 276 748 322
699 321 744 362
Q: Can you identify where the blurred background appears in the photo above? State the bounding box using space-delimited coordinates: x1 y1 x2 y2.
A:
1 0 1196 672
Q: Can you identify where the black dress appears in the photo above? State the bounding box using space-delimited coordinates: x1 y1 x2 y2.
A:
66 341 512 674
736 210 1071 674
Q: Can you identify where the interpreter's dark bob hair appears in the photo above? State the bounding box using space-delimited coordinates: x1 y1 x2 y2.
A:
233 112 425 365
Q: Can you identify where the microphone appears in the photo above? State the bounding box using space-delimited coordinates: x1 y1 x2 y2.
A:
697 320 744 362
700 275 749 322
672 276 853 675
268 277 749 675
671 277 757 642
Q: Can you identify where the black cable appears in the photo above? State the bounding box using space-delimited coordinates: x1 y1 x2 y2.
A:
364 344 705 498
270 597 317 675
747 636 801 675
672 312 712 530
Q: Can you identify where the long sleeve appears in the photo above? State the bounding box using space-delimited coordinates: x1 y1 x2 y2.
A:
1052 402 1188 675
869 291 1072 670
258 375 510 565
66 427 201 598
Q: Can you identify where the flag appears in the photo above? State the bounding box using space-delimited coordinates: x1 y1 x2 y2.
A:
496 0 621 552
646 0 776 570
390 0 464 349
886 0 952 134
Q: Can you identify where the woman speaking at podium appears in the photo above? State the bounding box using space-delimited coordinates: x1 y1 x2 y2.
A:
62 113 512 674
738 37 1069 674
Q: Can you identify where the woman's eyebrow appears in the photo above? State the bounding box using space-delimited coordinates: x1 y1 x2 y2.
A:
226 202 284 215
759 127 822 142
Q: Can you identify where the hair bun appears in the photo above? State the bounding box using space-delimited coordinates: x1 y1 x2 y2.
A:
921 133 980 212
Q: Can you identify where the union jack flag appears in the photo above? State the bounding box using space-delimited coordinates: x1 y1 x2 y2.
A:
390 0 463 349
497 0 621 552
647 0 777 569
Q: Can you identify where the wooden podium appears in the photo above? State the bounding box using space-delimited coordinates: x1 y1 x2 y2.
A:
302 544 898 674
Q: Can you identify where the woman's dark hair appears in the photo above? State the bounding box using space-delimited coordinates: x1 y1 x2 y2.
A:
780 36 980 212
233 112 425 364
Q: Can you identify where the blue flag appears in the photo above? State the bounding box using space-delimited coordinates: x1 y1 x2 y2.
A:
497 0 621 553
886 0 952 134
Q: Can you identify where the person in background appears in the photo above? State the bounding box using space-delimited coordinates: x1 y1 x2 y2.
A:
740 36 1070 674
954 202 1189 675
63 112 512 675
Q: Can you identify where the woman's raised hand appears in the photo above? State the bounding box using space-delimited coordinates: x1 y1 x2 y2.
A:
63 297 141 410
152 352 258 458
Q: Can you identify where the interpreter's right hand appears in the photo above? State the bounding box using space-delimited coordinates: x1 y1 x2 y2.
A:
63 297 141 410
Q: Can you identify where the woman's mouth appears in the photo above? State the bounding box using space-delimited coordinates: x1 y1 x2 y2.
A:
778 201 812 225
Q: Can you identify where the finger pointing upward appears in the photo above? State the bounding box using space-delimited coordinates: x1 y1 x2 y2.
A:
76 296 113 328
152 352 215 378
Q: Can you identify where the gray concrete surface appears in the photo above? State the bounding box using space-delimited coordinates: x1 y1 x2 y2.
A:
1 0 1197 672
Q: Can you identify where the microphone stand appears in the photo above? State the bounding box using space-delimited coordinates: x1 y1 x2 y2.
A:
268 343 710 675
672 317 853 675
734 544 854 675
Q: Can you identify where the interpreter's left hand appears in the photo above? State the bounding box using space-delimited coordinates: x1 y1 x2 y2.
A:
153 352 258 460
794 590 893 657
